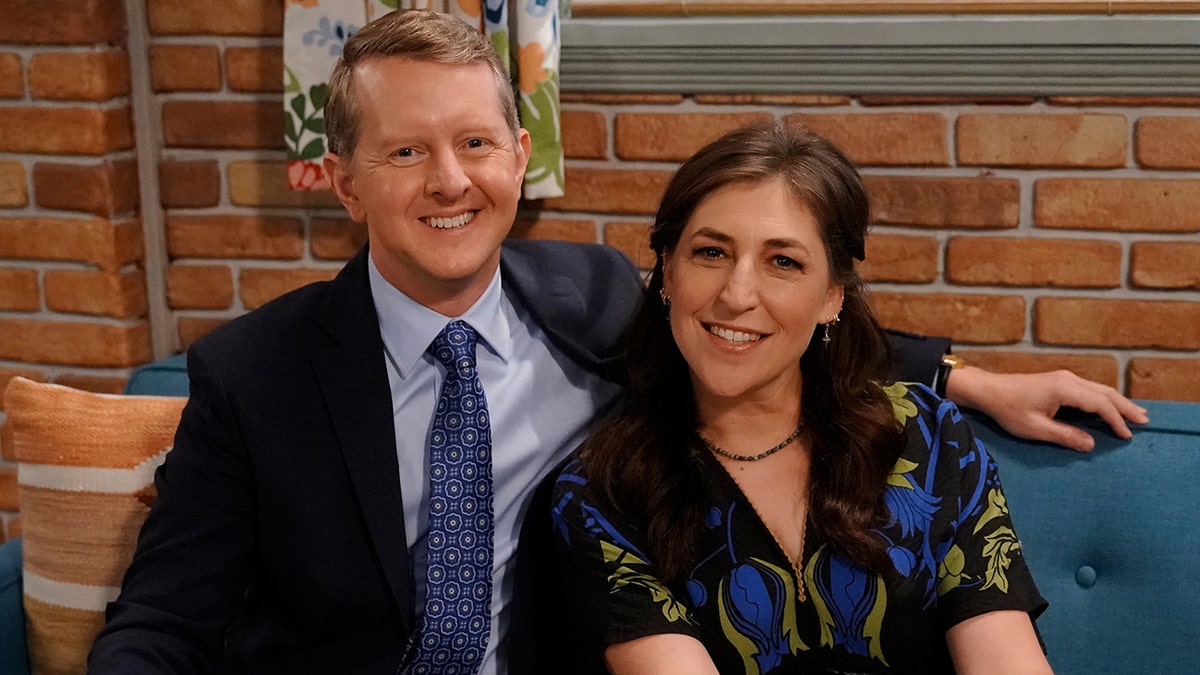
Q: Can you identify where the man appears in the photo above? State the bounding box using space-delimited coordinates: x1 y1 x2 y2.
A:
90 9 1144 674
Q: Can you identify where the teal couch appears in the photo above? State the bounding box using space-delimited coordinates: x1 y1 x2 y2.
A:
0 357 1196 673
965 402 1200 674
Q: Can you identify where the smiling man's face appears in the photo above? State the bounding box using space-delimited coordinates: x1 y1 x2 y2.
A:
325 57 530 316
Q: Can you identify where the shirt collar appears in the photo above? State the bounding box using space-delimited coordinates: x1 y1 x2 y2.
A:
368 256 512 379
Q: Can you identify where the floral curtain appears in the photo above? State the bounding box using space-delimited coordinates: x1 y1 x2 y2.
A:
283 0 564 199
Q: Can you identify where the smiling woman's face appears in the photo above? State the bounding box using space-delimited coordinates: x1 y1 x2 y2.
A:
662 178 844 408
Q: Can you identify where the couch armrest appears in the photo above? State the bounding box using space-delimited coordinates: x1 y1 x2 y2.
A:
0 537 31 675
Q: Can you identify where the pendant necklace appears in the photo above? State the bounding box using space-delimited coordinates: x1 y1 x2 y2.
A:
701 424 810 601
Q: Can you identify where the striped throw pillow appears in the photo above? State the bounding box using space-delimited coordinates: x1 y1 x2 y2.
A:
4 377 185 675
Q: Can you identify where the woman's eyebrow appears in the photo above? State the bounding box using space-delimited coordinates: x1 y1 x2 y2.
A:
689 227 732 243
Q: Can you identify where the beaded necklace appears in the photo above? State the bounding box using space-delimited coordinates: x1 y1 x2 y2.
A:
697 423 804 462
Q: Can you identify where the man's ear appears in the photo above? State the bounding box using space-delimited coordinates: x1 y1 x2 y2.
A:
324 152 367 223
514 128 532 185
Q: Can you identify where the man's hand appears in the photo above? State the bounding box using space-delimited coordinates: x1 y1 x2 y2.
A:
945 366 1150 452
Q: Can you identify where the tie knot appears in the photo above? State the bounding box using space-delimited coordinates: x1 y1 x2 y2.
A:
428 320 478 373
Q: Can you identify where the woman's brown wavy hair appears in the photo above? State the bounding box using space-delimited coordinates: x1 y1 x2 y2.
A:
580 120 905 583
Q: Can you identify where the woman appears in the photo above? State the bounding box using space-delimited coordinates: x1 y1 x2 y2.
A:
551 121 1050 674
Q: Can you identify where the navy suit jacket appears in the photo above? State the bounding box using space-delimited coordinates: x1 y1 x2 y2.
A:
89 240 643 674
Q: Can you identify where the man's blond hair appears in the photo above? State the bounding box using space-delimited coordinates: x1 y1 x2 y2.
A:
324 9 518 158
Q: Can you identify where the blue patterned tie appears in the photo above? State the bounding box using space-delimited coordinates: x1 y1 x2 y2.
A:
409 321 495 674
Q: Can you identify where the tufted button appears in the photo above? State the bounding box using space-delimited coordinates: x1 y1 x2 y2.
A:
1075 565 1098 588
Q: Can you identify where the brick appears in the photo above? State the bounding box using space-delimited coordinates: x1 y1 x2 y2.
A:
946 236 1121 288
1049 96 1200 107
159 159 221 208
561 110 607 160
603 220 656 269
541 168 672 215
0 467 16 511
53 374 125 394
0 421 11 461
1036 297 1200 350
1128 358 1200 402
870 292 1026 345
149 44 221 92
0 53 23 98
33 160 139 217
785 113 949 167
28 50 130 101
0 319 151 367
0 217 142 272
511 218 597 244
957 113 1127 168
0 162 28 207
858 234 938 284
1 0 125 45
0 107 132 155
1035 179 1200 233
225 46 283 93
863 175 1020 229
1136 117 1200 169
1 367 46 412
1130 241 1200 289
953 350 1119 389
163 100 284 149
240 268 338 310
858 95 1036 106
0 269 40 311
167 215 304 259
695 94 851 106
44 269 147 318
614 112 772 161
167 264 234 310
177 317 227 350
226 161 342 209
149 0 283 36
311 218 367 260
560 93 683 105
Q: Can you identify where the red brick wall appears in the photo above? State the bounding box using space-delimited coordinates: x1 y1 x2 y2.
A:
0 0 140 539
1 4 1199 533
550 93 1200 404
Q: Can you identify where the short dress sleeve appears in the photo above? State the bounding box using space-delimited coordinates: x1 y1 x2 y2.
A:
891 384 1049 632
550 458 703 661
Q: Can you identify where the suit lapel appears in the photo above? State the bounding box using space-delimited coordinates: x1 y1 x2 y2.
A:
312 248 416 633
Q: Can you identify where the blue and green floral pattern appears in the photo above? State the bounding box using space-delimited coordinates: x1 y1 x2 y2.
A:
552 384 1047 674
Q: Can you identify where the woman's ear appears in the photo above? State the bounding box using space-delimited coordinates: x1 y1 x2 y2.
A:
660 250 674 294
823 283 845 323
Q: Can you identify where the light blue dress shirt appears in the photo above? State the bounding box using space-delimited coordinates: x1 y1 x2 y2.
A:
367 257 620 674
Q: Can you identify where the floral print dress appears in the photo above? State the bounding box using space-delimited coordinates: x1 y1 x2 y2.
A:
551 383 1047 674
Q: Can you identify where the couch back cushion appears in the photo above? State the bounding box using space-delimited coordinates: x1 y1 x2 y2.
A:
3 377 185 675
967 401 1200 675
